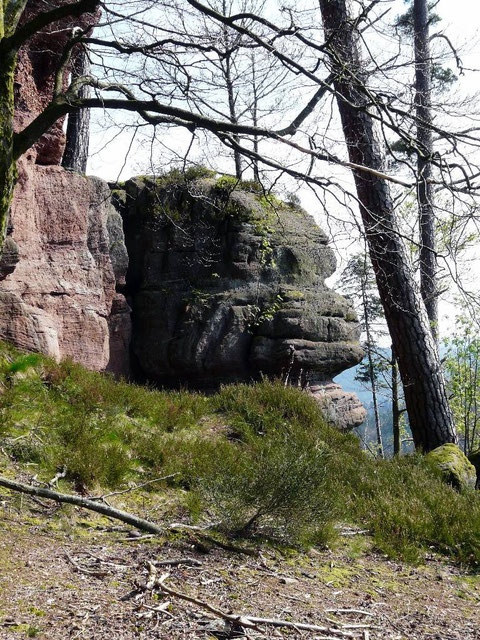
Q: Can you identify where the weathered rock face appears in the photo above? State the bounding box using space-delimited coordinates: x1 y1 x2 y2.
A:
14 0 100 165
0 157 130 373
1 1 130 374
115 175 365 427
6 2 364 425
307 381 367 431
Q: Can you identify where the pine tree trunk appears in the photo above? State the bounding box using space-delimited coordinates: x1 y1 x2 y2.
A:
362 273 383 457
319 0 456 452
391 345 401 455
414 0 438 342
0 52 17 254
62 46 90 173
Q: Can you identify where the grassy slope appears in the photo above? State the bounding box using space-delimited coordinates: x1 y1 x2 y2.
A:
0 342 479 567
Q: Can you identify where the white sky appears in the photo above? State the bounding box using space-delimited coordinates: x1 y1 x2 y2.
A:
88 0 480 181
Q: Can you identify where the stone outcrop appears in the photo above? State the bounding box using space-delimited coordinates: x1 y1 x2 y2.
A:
3 1 365 426
307 381 367 431
0 158 130 374
0 0 130 375
426 443 477 491
115 174 365 428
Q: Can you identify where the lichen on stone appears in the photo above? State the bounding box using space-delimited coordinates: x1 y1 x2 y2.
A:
114 173 364 400
425 443 477 491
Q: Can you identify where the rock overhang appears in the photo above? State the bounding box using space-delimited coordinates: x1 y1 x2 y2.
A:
114 173 364 406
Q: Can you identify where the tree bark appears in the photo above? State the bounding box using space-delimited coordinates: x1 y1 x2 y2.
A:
391 345 401 455
0 51 17 251
62 46 91 173
414 0 438 342
319 0 456 452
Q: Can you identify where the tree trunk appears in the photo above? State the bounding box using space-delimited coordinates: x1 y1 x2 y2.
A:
224 51 242 179
391 345 401 455
414 0 438 342
362 272 383 457
251 53 260 182
319 0 456 452
0 51 17 254
62 46 90 173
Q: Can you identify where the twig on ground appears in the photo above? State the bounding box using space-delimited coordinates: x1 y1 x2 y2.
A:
65 554 109 578
154 571 357 636
154 558 203 567
168 522 217 531
339 529 370 537
89 474 179 502
246 617 356 636
146 561 158 590
49 466 67 487
325 609 374 617
155 570 262 631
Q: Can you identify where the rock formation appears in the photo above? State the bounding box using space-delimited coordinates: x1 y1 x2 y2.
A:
2 1 365 428
0 0 130 375
115 174 366 429
0 161 130 373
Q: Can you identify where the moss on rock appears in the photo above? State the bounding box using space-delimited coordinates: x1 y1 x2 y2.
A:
425 443 477 491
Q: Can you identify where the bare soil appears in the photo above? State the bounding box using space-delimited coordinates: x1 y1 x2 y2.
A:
0 499 478 640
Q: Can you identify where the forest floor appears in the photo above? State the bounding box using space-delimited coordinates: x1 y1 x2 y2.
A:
0 499 478 640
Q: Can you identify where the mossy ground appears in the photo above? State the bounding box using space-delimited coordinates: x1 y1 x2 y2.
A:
0 341 479 570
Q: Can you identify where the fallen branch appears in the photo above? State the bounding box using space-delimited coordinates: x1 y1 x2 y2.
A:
155 572 356 637
154 558 203 567
246 617 355 636
0 475 163 534
155 570 262 631
325 609 374 617
49 466 67 487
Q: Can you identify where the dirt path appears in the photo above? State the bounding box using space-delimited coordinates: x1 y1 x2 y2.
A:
0 507 478 639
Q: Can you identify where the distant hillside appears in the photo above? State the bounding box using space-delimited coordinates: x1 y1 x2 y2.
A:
334 350 413 454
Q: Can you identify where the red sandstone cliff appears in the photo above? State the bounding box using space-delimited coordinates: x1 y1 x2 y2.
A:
0 0 130 374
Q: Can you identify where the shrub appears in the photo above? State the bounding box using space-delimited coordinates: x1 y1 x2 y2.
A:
0 345 479 565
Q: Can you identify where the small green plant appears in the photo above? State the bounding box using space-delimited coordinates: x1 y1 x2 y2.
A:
245 294 283 330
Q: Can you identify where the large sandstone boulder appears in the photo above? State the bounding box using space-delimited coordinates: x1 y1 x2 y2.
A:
426 443 477 491
115 173 365 427
1 1 130 375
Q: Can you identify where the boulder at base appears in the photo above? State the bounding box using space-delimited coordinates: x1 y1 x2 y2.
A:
426 443 477 491
467 449 480 489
